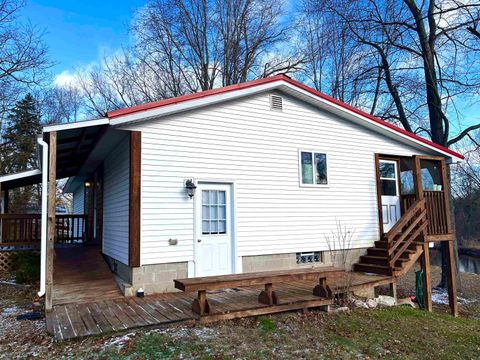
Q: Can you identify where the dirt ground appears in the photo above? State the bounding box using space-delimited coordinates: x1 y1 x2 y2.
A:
0 266 478 359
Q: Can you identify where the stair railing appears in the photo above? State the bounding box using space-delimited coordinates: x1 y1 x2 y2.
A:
385 198 428 269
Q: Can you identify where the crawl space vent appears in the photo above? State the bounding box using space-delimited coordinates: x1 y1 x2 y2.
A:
270 95 283 111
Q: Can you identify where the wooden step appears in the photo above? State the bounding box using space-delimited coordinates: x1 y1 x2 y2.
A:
367 247 416 257
367 246 419 257
360 255 409 268
353 263 392 276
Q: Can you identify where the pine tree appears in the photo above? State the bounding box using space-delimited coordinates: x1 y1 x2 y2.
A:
1 94 42 212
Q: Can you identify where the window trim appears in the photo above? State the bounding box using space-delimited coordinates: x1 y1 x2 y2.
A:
298 149 329 187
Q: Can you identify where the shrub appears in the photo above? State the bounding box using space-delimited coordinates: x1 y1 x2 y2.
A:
11 251 40 284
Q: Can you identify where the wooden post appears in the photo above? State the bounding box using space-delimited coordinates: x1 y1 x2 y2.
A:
129 131 141 267
420 243 432 312
192 290 210 316
45 131 57 312
0 182 2 243
446 240 459 316
258 283 278 305
412 155 424 201
313 277 332 298
439 159 453 234
389 282 398 305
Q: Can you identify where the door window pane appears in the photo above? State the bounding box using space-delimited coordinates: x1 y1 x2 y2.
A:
218 191 226 204
201 190 227 235
379 162 396 179
381 180 397 196
218 205 226 219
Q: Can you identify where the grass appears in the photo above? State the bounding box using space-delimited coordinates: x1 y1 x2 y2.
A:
98 306 480 360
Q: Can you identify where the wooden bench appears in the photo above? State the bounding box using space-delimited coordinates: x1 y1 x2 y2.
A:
174 267 344 316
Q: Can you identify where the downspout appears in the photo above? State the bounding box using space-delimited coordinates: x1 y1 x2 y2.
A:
37 137 48 297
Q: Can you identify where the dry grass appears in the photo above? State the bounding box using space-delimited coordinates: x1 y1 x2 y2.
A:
0 268 479 359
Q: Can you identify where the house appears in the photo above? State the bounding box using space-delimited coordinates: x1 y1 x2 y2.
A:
0 74 462 316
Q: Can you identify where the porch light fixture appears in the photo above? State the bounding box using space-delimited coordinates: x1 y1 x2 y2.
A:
185 179 197 198
84 181 92 188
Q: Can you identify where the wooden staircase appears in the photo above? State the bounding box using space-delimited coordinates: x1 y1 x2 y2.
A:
354 198 428 277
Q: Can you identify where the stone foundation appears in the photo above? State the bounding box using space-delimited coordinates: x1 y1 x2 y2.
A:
105 248 369 296
131 262 188 295
242 248 368 273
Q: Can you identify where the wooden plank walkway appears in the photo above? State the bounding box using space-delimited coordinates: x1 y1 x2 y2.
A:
53 246 123 306
46 271 393 341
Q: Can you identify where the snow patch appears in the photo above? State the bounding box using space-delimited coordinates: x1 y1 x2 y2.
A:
431 288 476 305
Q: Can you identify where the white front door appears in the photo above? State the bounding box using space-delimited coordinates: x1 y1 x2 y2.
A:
195 183 233 277
379 160 401 233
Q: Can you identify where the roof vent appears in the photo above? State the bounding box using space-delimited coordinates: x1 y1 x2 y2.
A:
270 95 283 111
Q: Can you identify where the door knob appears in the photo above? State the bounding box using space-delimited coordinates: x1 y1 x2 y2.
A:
197 239 202 243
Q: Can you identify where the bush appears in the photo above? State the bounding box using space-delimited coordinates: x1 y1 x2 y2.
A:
11 251 40 284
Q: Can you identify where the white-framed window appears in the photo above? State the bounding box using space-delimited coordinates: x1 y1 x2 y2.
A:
296 251 323 264
299 150 328 186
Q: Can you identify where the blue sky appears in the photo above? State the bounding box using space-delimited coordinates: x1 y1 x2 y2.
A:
22 0 145 79
20 0 479 136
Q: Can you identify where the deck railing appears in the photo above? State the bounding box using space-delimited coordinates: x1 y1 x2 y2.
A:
402 191 449 236
386 198 427 268
0 214 86 246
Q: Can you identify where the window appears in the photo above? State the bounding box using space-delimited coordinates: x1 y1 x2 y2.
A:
300 151 328 185
379 160 398 196
202 190 227 234
296 251 323 264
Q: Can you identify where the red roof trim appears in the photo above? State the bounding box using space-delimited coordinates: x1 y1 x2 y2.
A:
107 74 463 160
107 74 289 118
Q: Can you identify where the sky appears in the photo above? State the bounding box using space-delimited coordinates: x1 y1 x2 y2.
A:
21 0 146 83
19 0 480 137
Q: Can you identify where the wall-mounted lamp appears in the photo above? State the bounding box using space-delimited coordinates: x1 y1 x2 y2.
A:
185 179 197 198
84 181 92 188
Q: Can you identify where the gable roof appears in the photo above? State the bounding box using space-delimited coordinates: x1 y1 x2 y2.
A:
107 74 463 161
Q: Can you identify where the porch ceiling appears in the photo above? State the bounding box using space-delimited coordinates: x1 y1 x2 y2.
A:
46 124 108 180
0 124 108 191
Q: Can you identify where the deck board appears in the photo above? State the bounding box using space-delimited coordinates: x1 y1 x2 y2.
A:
53 246 123 306
47 271 393 341
47 247 393 341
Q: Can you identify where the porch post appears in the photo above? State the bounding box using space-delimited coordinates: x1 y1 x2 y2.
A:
46 131 57 311
4 189 8 213
129 131 141 268
0 182 2 242
446 240 459 316
413 155 432 311
420 243 432 311
440 159 458 316
412 156 424 201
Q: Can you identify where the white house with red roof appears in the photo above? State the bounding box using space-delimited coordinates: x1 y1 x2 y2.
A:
0 74 462 307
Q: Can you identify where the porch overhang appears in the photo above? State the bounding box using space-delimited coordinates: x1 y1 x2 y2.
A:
0 169 42 191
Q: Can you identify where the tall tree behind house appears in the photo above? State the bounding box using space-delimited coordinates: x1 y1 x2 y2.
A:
1 94 42 212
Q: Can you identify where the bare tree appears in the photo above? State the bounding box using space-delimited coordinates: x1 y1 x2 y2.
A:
0 0 51 140
298 0 379 107
302 0 480 288
37 85 85 124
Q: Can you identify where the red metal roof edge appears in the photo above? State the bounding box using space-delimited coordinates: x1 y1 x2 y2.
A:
107 74 463 160
107 74 289 118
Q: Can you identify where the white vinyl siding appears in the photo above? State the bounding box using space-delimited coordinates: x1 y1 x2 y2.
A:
125 91 430 265
72 185 84 214
72 184 85 240
103 136 130 265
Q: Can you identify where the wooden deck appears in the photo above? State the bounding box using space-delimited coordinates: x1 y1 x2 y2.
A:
46 269 392 341
53 246 122 306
